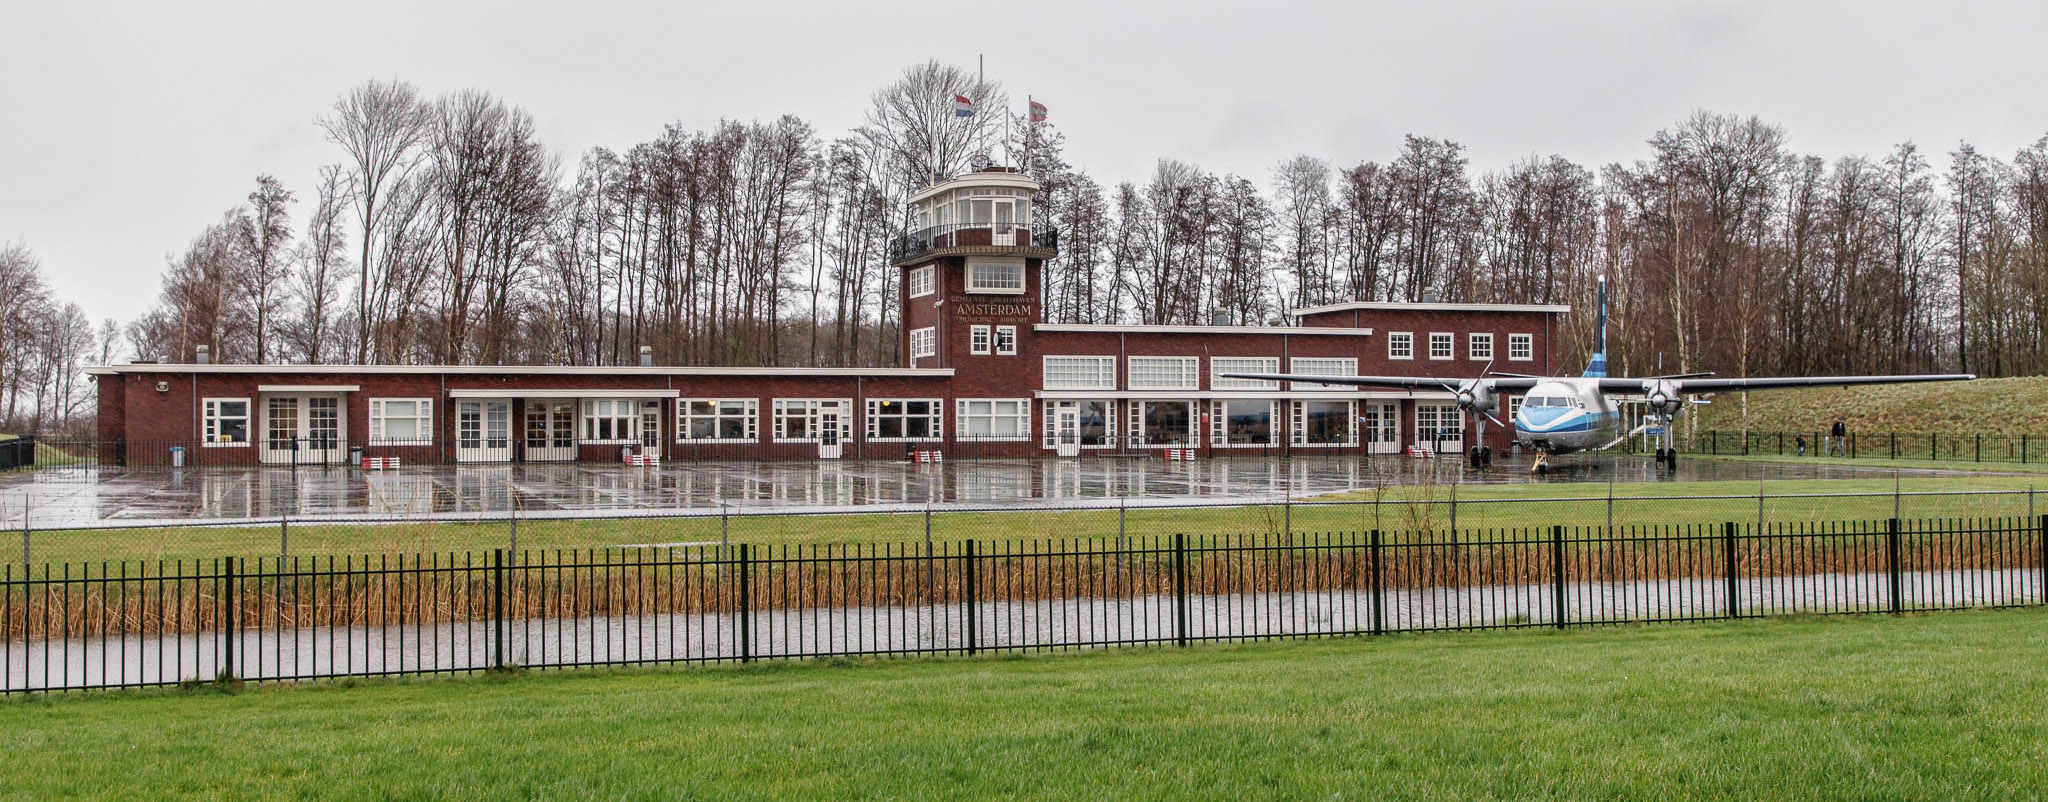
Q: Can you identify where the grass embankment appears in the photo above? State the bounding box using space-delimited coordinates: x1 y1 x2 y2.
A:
2 609 2044 800
28 474 2048 564
1692 375 2048 434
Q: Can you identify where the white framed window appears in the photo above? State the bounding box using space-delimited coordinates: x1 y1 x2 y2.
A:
1130 400 1197 446
678 399 757 442
581 398 640 443
1212 399 1277 447
369 398 433 445
1428 332 1454 360
1507 396 1523 421
1041 399 1115 448
910 326 936 359
1043 356 1117 390
1287 357 1358 391
957 399 1031 441
1210 356 1280 390
1128 356 1200 390
965 258 1025 294
867 399 943 441
1509 333 1534 361
1469 333 1494 361
772 399 852 443
1291 399 1358 446
1388 332 1413 360
969 325 991 355
202 398 251 446
995 325 1017 355
908 265 935 298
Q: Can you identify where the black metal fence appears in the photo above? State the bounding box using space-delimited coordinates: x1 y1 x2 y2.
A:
5 515 2042 693
0 438 32 471
1683 430 2045 464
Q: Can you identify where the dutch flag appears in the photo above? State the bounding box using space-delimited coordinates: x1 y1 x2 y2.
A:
953 94 975 118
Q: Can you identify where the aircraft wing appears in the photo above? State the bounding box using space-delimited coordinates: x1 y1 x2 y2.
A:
1221 374 1546 392
1606 374 1973 394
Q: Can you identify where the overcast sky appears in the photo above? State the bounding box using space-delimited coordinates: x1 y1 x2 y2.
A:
7 0 2045 327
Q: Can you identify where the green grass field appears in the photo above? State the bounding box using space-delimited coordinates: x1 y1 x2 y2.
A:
1693 375 2048 434
25 470 2048 564
1 609 2043 800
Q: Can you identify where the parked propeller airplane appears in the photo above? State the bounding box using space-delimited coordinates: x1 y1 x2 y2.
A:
1226 278 1973 473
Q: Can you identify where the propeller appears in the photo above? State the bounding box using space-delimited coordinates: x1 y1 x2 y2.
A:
1451 361 1503 426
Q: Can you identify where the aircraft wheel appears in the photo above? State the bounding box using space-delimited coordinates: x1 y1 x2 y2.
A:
1481 446 1493 468
1667 451 1679 472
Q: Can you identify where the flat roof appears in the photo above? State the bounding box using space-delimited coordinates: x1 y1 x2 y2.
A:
1035 323 1374 337
87 364 955 378
907 170 1041 204
1292 301 1571 316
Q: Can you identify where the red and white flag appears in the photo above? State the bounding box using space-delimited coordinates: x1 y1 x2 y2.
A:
953 94 975 118
1028 100 1048 123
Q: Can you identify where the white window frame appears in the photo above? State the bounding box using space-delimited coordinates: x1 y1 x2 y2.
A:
580 398 641 444
1211 399 1279 448
1210 357 1280 390
1043 356 1117 390
1128 356 1201 390
369 398 434 445
1130 399 1199 447
1287 357 1358 391
1469 332 1494 361
1509 333 1534 361
772 398 853 444
908 265 935 298
1291 399 1358 447
1388 332 1413 361
1041 399 1117 449
965 258 1026 294
969 325 991 355
677 399 758 443
866 398 944 442
910 326 936 359
995 325 1017 356
202 397 252 447
956 398 1032 442
1428 332 1455 361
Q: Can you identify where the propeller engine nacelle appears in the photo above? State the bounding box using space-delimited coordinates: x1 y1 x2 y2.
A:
1643 379 1684 416
1455 380 1498 419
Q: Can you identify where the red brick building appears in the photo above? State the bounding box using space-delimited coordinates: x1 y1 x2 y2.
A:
89 168 1568 466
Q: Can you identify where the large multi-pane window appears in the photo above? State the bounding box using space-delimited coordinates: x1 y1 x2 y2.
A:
1042 400 1114 448
202 398 250 446
1469 332 1494 360
910 327 937 359
1416 403 1464 448
867 399 942 441
1210 357 1279 390
966 258 1025 293
1286 357 1358 390
1133 400 1196 446
1428 332 1455 360
773 399 851 442
1213 400 1276 446
970 325 991 355
957 399 1031 441
908 265 935 298
1292 400 1356 446
581 399 640 443
678 399 757 442
1388 332 1414 360
1128 356 1200 390
1509 333 1534 361
369 398 433 445
1044 356 1117 389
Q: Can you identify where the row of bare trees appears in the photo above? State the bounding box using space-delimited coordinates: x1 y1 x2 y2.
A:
104 64 2048 386
0 244 111 434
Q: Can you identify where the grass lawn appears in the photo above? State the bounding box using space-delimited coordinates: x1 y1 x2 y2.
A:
1 609 2044 799
1692 375 2048 435
28 472 2048 564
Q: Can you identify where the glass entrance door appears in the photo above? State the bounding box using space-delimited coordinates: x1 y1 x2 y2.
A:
457 400 514 462
1054 406 1081 457
524 401 577 462
260 395 346 465
1363 401 1401 454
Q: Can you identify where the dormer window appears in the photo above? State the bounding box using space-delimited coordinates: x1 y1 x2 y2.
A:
967 258 1026 294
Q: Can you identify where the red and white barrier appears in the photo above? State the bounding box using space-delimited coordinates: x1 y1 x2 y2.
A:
360 456 403 470
914 450 944 463
623 453 662 467
1164 448 1198 461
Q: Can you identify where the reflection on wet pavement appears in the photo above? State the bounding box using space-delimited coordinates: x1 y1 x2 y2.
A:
0 454 2002 528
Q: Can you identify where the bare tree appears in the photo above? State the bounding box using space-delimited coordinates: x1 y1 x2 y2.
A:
240 174 295 362
319 80 429 363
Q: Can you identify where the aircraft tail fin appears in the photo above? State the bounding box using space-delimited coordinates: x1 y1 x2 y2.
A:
1582 275 1608 378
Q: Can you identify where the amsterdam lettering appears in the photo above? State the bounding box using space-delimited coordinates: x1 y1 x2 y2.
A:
950 295 1034 320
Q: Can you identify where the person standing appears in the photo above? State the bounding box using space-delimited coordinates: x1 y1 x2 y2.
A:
1796 434 1807 457
1828 419 1847 457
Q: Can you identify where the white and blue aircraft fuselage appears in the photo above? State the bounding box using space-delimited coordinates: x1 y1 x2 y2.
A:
1225 277 1974 472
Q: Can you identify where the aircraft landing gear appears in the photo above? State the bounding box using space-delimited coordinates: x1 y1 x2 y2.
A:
1531 453 1550 475
1467 445 1493 470
1652 447 1678 472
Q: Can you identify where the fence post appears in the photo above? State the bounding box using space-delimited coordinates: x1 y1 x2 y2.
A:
1173 533 1188 648
489 549 506 668
1723 521 1739 619
1887 519 1902 615
222 556 236 680
19 494 27 567
1890 433 1896 460
279 515 289 562
737 543 753 662
1550 525 1566 629
2037 515 2046 605
1369 530 1384 635
963 540 978 656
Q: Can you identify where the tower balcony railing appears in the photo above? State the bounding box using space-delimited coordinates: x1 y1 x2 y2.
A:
889 223 1060 265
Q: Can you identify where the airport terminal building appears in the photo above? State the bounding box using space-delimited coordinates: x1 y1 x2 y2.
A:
90 168 1569 466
